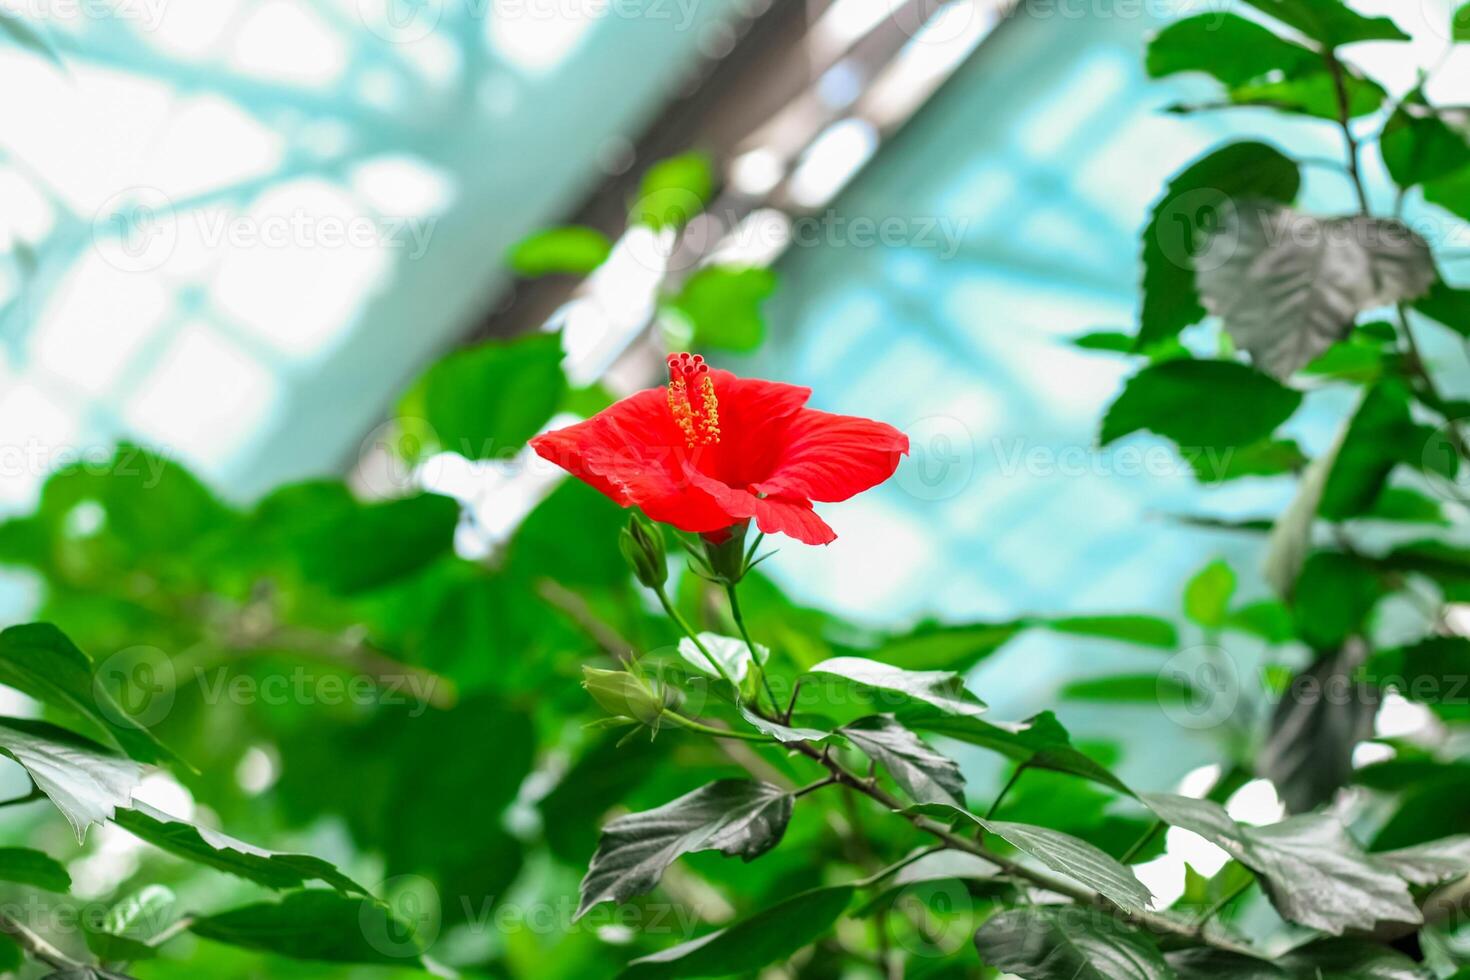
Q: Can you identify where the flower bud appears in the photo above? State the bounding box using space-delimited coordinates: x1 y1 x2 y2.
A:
701 520 751 584
582 667 665 728
619 513 668 589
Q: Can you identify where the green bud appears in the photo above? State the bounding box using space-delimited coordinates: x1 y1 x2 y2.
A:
701 520 751 584
582 667 665 728
619 513 668 589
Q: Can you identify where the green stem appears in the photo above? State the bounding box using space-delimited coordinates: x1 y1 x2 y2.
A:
662 708 776 743
985 763 1028 820
1197 876 1256 931
1121 821 1164 864
1324 50 1370 216
725 582 780 712
653 586 738 690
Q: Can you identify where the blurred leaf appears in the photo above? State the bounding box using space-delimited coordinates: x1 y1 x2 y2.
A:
1365 486 1445 525
632 152 714 230
1227 71 1384 119
1366 637 1470 721
842 716 965 807
577 779 793 918
1291 553 1383 649
921 805 1152 913
1146 14 1317 86
1197 206 1434 379
806 657 986 718
1072 331 1135 352
540 733 670 864
1184 560 1236 629
664 266 776 352
1301 339 1388 384
1383 105 1470 188
0 623 180 767
190 891 425 967
0 717 142 842
1135 142 1299 350
84 885 175 963
0 12 61 66
1260 643 1376 813
869 619 1026 671
1143 793 1418 933
910 711 1135 797
1241 0 1409 45
852 848 997 915
113 802 368 896
1225 599 1294 643
1101 360 1301 450
508 477 629 589
399 330 566 460
1373 835 1470 887
508 226 612 277
1193 439 1307 483
1061 673 1196 704
1380 539 1470 601
620 884 852 979
976 906 1170 980
0 847 70 892
1410 279 1470 336
1169 941 1432 978
1046 615 1177 649
1319 381 1439 521
679 632 767 685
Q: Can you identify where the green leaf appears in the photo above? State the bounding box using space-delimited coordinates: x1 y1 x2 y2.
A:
399 330 567 460
869 620 1027 671
190 890 426 967
84 885 175 963
1372 835 1470 886
1225 599 1294 643
508 226 612 277
619 884 852 979
1184 560 1236 628
539 732 669 864
841 715 965 807
1320 381 1438 521
1046 615 1177 649
909 711 1135 797
1142 793 1420 933
664 266 777 352
852 848 997 915
1147 14 1319 87
1101 360 1302 450
112 802 370 896
917 804 1153 914
1366 637 1470 721
1194 439 1307 483
975 905 1170 979
1364 486 1446 525
577 780 793 918
678 632 767 685
1170 941 1433 978
1458 2 1470 41
0 623 179 767
1061 673 1195 705
1241 0 1410 46
1380 539 1470 601
1136 142 1300 350
632 152 714 230
1072 331 1135 352
1197 205 1434 379
1229 70 1385 120
1291 553 1383 649
1259 644 1376 813
1382 106 1470 189
0 847 69 892
1424 165 1470 224
737 704 831 744
0 718 142 842
255 485 461 595
805 656 986 718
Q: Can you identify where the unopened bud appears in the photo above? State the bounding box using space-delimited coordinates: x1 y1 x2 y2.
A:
620 513 668 589
582 667 665 727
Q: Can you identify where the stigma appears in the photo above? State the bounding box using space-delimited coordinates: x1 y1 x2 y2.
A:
666 352 721 447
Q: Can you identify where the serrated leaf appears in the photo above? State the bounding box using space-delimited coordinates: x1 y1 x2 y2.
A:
976 906 1171 980
1184 560 1236 628
1142 793 1420 933
0 847 69 892
677 632 767 685
620 884 852 979
0 623 179 767
508 226 612 277
806 656 986 718
399 330 566 460
916 804 1153 914
1102 360 1302 450
577 780 792 918
841 715 965 807
190 890 426 967
112 802 369 896
1373 835 1470 886
1136 142 1300 350
0 718 142 842
1046 615 1178 649
1197 205 1435 378
909 711 1135 797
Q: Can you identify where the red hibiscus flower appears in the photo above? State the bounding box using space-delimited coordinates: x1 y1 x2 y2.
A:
530 353 909 545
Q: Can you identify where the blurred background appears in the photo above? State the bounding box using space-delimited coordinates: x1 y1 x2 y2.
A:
0 0 1467 975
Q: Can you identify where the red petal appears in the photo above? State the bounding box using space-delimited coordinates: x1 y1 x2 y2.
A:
753 409 909 503
530 389 735 533
686 468 837 545
701 371 812 487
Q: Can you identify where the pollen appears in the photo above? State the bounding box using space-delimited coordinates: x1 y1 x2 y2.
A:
666 352 721 448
